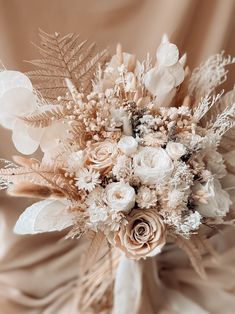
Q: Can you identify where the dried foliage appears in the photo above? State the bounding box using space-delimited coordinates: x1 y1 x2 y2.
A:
0 32 235 314
27 29 108 102
21 105 69 127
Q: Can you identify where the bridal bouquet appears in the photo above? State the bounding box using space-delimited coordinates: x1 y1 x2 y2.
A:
0 30 234 313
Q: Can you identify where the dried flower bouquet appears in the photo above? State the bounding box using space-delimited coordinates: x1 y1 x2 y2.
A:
0 30 235 313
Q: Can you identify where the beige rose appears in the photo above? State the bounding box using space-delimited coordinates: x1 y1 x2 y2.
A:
113 209 166 259
86 140 118 174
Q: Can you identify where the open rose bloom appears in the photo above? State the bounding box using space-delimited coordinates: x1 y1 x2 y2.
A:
0 30 235 313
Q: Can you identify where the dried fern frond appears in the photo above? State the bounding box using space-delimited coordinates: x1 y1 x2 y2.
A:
0 162 79 200
189 52 235 100
175 235 206 279
70 123 88 148
20 105 70 127
27 29 108 102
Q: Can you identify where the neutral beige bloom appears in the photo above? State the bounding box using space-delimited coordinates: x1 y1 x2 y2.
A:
86 140 118 174
113 209 166 259
133 147 174 185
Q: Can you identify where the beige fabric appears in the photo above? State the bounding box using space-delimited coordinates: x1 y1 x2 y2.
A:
0 0 234 313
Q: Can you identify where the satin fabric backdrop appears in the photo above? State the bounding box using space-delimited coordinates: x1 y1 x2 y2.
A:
0 0 235 313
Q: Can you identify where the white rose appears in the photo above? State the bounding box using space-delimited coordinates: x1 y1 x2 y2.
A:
193 178 232 217
166 142 187 160
204 150 227 179
118 136 138 156
105 182 136 213
133 147 174 185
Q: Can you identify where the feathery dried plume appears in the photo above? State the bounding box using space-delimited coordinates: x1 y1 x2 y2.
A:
189 52 235 100
193 92 223 122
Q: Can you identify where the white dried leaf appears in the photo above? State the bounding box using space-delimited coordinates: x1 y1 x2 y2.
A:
144 67 175 96
14 199 76 234
0 70 36 129
157 42 179 67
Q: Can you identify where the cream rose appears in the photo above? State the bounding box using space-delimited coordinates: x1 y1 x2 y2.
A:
193 178 232 217
133 147 174 185
105 182 135 213
113 209 166 259
166 142 187 160
204 150 227 179
86 140 118 174
118 136 138 156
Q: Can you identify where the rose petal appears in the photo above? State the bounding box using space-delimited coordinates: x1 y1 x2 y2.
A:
14 199 75 234
157 43 179 67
